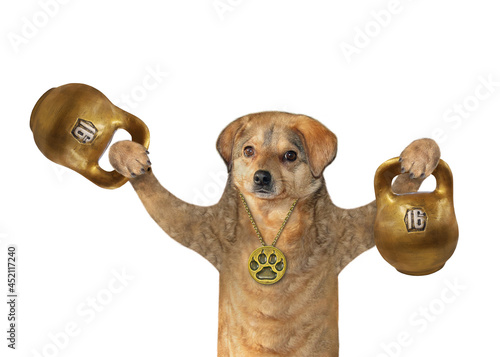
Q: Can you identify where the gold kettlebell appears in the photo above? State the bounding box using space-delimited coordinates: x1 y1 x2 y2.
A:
373 157 459 275
30 83 150 189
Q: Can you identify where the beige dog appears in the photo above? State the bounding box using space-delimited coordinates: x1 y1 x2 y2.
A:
109 111 440 356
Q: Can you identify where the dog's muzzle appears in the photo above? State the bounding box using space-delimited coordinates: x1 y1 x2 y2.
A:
253 170 273 192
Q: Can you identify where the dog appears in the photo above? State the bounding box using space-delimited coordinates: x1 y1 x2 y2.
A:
109 111 440 356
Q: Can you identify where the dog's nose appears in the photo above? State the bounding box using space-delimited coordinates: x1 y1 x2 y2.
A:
254 170 272 187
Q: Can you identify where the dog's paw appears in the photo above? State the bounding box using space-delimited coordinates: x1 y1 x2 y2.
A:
399 138 440 179
109 140 151 179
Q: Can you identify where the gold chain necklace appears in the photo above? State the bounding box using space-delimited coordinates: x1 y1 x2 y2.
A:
239 192 298 285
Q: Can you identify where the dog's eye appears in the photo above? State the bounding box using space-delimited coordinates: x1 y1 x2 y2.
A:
284 151 297 162
244 146 255 157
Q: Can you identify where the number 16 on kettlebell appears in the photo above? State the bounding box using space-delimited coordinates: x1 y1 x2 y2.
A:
373 158 459 276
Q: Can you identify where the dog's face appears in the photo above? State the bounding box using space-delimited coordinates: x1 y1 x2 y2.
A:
217 112 337 200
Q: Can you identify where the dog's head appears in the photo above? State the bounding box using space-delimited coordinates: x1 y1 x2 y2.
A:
217 111 337 200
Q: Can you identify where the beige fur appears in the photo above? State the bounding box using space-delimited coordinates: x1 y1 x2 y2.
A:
109 111 440 356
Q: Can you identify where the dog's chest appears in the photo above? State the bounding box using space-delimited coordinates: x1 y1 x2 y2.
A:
217 219 338 355
218 263 339 356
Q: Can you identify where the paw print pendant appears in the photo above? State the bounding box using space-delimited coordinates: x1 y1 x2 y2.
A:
248 246 286 285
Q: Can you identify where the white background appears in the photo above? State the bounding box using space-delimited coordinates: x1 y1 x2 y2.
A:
1 0 499 356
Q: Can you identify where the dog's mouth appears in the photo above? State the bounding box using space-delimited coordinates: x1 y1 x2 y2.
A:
252 187 276 198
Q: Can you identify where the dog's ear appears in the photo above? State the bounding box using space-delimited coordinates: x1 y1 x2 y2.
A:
216 116 250 171
293 117 337 178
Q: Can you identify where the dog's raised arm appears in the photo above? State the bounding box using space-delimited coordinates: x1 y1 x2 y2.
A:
109 140 228 270
334 138 440 272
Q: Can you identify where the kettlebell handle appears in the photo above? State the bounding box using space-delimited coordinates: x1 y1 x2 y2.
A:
374 157 454 201
87 111 150 190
